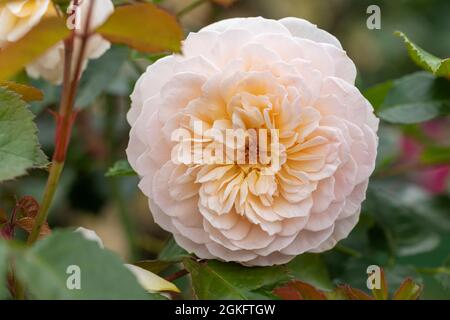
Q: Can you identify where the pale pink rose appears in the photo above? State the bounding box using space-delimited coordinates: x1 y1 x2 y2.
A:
127 17 379 266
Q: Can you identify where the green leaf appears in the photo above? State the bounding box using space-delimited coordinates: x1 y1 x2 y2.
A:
96 3 183 53
285 254 333 291
365 181 444 257
396 31 450 78
13 230 157 299
158 237 190 262
183 258 290 300
105 160 136 177
374 125 401 171
0 88 48 182
377 72 450 124
0 16 70 81
75 46 129 108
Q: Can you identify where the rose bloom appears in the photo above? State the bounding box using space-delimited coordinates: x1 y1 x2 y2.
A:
0 0 114 84
127 17 379 266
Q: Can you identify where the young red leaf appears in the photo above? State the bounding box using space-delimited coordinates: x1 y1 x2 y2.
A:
273 283 302 300
339 285 375 300
0 208 7 224
0 17 70 81
274 280 327 300
0 81 43 102
393 278 422 300
96 3 183 53
15 217 51 239
17 196 40 218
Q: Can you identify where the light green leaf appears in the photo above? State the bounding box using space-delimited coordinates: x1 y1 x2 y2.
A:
396 31 450 78
76 46 129 108
13 230 158 299
0 88 48 182
0 16 70 81
183 258 290 300
420 146 450 165
96 3 183 53
106 160 136 177
377 72 450 124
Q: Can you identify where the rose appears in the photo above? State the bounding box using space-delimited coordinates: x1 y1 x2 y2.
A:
0 0 54 46
0 0 114 84
127 17 379 266
76 227 180 294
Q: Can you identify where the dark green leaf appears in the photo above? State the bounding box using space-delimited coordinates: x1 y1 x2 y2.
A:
377 72 450 124
158 237 190 262
75 46 129 108
364 80 393 110
183 258 290 300
285 254 333 290
0 88 48 182
365 181 444 257
375 125 401 170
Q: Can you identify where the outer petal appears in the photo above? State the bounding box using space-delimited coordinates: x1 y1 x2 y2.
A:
278 17 343 49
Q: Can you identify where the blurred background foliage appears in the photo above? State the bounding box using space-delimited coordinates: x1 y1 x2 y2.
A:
1 0 449 299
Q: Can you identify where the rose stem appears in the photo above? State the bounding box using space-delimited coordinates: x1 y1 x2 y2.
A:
27 0 96 246
164 269 189 282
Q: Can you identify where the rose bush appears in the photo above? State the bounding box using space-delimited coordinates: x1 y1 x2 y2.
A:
127 17 379 266
0 0 114 84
